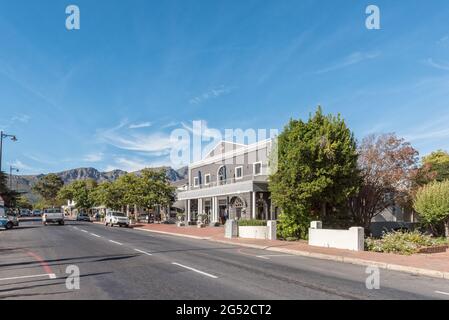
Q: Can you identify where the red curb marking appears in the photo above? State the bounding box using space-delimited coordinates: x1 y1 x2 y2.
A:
26 251 54 275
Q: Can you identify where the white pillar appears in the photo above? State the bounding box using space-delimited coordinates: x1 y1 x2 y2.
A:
198 198 203 215
187 199 191 222
252 192 256 219
213 196 219 223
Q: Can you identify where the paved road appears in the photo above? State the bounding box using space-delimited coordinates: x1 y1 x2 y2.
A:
1 219 449 300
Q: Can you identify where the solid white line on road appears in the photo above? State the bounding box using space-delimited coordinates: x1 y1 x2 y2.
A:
109 240 123 246
256 254 295 260
90 233 102 238
0 273 57 282
172 262 218 279
81 229 88 233
134 249 152 256
435 291 449 296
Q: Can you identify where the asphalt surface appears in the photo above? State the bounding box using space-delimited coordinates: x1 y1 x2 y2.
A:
1 219 449 300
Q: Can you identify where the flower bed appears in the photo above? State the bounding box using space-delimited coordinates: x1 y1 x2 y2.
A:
365 230 448 255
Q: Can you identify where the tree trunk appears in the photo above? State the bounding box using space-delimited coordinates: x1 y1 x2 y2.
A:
320 203 326 220
445 219 449 239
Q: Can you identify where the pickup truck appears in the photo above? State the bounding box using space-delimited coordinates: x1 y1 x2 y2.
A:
42 208 65 225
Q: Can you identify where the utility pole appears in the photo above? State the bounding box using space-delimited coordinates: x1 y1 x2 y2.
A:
10 166 19 190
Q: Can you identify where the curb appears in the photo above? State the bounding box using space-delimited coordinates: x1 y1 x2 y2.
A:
94 223 449 281
212 239 449 280
134 227 213 241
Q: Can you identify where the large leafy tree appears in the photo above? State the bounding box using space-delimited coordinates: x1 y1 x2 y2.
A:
269 107 359 239
135 169 175 209
32 174 64 205
90 181 123 210
348 134 419 230
416 150 449 185
58 179 98 211
0 171 19 207
414 180 449 238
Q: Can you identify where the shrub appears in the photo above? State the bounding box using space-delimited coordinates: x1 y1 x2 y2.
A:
365 230 447 255
414 180 449 238
238 219 267 227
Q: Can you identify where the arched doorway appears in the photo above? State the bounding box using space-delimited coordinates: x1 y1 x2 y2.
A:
230 196 246 220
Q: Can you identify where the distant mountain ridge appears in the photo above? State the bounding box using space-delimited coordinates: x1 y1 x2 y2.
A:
9 166 188 203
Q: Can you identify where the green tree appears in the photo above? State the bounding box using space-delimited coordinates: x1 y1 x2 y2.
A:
414 180 449 238
32 174 64 205
0 171 19 208
135 169 175 209
16 196 33 210
90 181 123 210
58 179 98 211
418 150 449 184
269 107 359 239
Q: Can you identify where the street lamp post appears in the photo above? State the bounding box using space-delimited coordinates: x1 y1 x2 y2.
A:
0 131 18 173
10 166 19 190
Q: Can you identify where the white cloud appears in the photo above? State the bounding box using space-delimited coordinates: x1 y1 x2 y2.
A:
11 114 30 123
189 85 234 104
104 156 172 172
97 120 188 155
437 35 449 45
83 152 104 162
316 51 380 74
9 160 32 171
129 122 152 129
425 58 449 71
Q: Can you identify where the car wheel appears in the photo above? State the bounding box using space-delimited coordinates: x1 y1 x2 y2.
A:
5 222 13 230
110 223 114 227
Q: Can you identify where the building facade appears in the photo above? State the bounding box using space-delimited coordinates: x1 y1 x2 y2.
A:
177 139 277 224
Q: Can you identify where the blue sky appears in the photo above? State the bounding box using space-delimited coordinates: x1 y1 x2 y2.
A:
1 0 449 174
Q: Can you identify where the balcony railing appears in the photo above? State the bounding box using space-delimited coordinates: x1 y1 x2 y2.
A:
178 173 269 192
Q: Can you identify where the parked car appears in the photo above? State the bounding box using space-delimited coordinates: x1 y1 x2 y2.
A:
105 211 129 227
0 206 18 229
32 210 42 217
20 209 31 217
42 207 65 225
76 213 92 222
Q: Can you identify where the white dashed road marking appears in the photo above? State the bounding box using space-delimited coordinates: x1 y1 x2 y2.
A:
172 262 218 279
134 249 152 256
435 291 449 296
109 240 123 246
90 233 101 238
0 273 56 281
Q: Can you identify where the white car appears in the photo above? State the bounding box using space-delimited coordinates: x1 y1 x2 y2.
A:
42 208 65 225
105 211 129 227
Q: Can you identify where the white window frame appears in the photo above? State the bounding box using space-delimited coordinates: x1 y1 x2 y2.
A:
235 166 243 180
253 162 262 176
193 177 199 187
204 173 211 186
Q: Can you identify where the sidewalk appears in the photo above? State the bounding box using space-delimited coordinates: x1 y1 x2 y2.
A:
96 222 449 280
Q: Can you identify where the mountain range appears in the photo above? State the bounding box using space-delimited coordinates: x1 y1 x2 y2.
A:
9 166 188 203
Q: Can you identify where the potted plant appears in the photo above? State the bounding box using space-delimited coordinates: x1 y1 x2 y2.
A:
197 213 207 228
176 212 186 227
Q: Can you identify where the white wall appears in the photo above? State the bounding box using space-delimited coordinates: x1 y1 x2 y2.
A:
309 222 364 251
